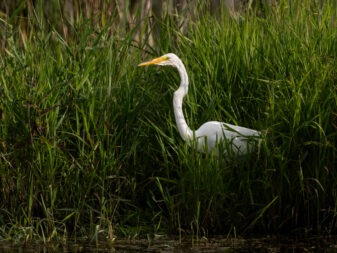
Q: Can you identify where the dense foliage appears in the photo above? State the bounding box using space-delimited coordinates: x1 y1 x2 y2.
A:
0 0 336 242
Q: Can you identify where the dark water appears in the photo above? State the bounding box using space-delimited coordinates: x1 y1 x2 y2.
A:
1 236 337 252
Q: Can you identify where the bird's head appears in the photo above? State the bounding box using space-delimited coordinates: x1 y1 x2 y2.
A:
138 53 181 67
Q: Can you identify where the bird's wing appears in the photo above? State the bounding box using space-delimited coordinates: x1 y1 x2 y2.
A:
221 123 260 137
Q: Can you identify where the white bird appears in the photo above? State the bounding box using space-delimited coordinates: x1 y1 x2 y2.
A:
139 53 260 156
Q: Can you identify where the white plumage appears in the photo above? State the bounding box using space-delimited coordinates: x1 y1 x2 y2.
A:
139 53 260 156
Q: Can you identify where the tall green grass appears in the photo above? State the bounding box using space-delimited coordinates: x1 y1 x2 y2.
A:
1 0 337 242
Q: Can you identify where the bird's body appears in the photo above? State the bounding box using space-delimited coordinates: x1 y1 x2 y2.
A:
139 53 260 156
193 121 260 155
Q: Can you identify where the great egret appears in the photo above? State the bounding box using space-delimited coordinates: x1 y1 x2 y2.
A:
139 53 260 156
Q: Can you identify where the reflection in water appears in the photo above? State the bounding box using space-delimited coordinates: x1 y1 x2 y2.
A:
0 236 337 252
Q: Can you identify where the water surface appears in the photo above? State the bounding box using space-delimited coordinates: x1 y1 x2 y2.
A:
1 236 337 252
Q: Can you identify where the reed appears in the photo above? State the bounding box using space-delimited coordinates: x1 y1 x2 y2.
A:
0 0 336 242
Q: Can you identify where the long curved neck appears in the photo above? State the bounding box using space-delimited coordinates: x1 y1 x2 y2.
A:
173 61 193 140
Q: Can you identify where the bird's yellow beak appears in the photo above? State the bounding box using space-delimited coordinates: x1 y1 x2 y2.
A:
138 56 168 66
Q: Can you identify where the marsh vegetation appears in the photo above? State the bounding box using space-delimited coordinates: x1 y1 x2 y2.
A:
0 0 336 242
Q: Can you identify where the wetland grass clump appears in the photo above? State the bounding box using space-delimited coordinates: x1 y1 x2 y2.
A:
0 0 337 242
